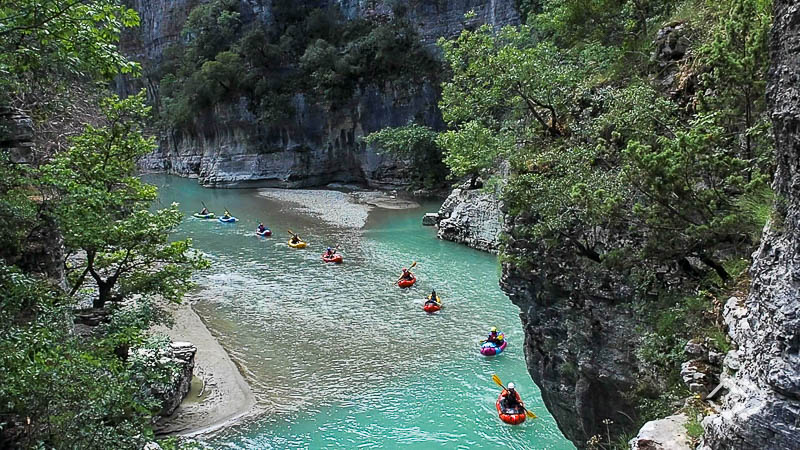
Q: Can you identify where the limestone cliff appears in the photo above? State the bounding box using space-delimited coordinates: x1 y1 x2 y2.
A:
435 182 502 253
500 209 641 447
122 0 520 187
701 1 800 447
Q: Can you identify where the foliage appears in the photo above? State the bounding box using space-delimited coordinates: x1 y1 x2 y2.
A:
0 2 208 447
436 0 775 441
0 263 160 449
0 152 38 261
0 0 140 101
159 2 439 129
43 92 208 308
364 124 447 188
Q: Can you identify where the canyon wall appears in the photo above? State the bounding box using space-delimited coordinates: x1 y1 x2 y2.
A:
122 0 520 187
701 1 800 447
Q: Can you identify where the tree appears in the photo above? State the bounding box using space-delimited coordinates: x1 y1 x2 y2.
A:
698 0 773 180
0 0 140 100
0 263 160 448
44 92 208 308
437 121 510 188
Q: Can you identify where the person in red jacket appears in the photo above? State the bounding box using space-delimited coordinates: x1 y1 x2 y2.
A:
500 382 523 411
399 268 414 280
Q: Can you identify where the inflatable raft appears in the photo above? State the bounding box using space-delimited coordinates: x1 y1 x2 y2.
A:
255 228 272 237
288 240 307 249
423 295 441 313
398 275 416 288
322 253 343 263
192 212 215 219
496 392 526 425
480 338 507 356
218 216 237 223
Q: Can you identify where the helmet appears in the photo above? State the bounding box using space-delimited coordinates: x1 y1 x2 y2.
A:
490 326 497 332
327 247 332 251
403 268 408 271
508 382 515 390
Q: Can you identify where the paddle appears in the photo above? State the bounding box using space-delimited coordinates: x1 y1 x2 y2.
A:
492 374 537 419
287 229 306 245
199 201 211 215
394 261 417 285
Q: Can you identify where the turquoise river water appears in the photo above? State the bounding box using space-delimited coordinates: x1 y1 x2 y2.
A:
148 175 574 449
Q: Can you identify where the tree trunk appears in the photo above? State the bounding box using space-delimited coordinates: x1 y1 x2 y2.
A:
94 281 112 309
697 253 731 282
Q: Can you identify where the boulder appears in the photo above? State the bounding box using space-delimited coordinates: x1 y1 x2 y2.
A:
436 183 502 253
153 341 197 418
629 414 691 450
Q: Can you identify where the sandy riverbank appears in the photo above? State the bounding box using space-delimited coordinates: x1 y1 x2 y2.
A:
257 188 420 228
153 301 256 437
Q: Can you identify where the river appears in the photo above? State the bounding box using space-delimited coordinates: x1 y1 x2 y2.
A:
148 175 574 449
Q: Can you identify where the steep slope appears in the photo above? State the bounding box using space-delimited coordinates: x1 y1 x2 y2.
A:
701 1 800 447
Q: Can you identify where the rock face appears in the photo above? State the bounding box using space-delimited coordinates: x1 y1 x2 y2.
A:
435 183 502 253
139 85 441 188
701 1 800 448
122 0 520 187
0 108 64 283
629 414 691 450
499 222 641 447
154 341 197 418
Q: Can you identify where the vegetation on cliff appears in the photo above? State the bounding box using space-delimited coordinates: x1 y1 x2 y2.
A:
156 1 439 129
425 0 774 446
1 2 205 447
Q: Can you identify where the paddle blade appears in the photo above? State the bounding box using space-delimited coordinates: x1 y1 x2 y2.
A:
492 374 503 387
410 261 417 269
287 230 294 235
526 409 537 419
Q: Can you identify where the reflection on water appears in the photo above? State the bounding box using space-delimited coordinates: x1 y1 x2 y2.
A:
147 175 574 449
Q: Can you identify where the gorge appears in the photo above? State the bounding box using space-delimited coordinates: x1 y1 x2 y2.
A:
1 0 798 449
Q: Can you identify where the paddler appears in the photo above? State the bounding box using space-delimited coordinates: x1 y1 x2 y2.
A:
425 289 441 305
484 327 504 346
399 267 414 280
500 382 523 411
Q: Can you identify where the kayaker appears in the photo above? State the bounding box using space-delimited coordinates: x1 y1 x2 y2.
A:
426 290 440 305
223 210 231 219
400 268 414 280
324 247 335 257
500 382 523 410
290 233 302 244
257 222 267 233
485 327 504 345
200 206 209 215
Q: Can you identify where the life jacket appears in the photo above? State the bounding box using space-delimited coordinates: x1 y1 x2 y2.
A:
501 389 522 407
